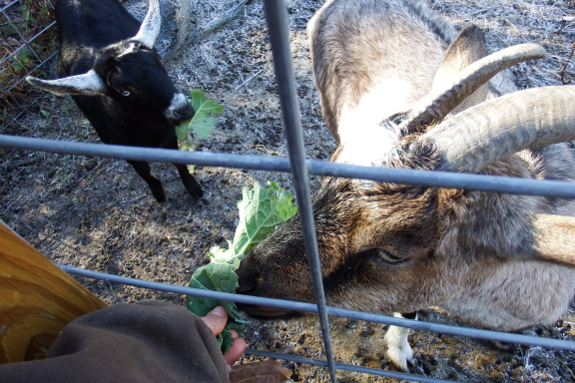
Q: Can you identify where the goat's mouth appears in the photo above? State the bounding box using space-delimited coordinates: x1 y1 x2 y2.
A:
235 262 302 319
236 301 300 319
165 93 194 124
167 107 194 125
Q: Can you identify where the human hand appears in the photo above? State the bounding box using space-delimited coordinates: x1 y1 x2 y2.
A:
200 306 247 365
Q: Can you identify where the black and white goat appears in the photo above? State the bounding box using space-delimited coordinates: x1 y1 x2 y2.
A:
27 0 202 202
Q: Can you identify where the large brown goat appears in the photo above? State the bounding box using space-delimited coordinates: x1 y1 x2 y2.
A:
236 0 575 371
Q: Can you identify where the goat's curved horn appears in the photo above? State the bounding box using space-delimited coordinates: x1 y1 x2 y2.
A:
401 44 546 133
418 86 575 173
133 0 161 48
533 214 575 266
26 70 106 96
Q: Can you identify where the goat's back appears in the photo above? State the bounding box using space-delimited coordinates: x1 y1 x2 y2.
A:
56 0 141 76
308 0 457 143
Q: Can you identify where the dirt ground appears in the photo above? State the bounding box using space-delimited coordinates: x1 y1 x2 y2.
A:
2 0 575 382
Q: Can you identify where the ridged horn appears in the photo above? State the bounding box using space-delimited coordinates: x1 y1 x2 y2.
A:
401 43 546 133
533 214 575 266
133 0 161 49
418 86 575 173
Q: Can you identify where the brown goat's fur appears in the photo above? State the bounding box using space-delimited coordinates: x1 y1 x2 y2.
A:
309 0 456 143
236 0 575 371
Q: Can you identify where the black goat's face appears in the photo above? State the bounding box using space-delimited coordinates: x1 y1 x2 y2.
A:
101 43 194 125
25 43 193 126
25 0 194 125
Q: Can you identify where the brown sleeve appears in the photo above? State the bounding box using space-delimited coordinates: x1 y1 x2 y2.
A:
0 301 230 383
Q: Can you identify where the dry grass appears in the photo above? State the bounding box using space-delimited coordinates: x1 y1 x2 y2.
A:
1 0 575 382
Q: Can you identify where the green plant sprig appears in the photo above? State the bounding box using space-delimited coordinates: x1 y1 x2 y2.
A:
186 182 298 352
176 89 223 151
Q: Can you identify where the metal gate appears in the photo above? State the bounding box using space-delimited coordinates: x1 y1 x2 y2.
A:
1 0 574 382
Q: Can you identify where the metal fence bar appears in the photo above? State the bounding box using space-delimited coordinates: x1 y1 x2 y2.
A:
2 134 575 199
2 2 575 381
0 0 56 128
5 50 58 92
261 0 337 381
245 349 456 383
0 21 58 92
58 264 575 352
0 0 19 13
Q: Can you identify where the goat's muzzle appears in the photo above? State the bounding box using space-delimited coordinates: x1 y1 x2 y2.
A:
165 93 194 124
235 261 300 319
172 104 194 123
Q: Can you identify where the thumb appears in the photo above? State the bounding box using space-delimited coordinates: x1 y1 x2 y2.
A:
200 306 228 336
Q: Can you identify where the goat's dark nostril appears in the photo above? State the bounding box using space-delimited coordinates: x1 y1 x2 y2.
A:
174 106 194 121
235 266 259 294
236 280 256 294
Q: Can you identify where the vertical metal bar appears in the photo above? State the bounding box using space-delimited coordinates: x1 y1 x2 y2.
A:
261 1 338 382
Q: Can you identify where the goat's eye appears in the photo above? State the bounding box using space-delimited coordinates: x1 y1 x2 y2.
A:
121 90 131 97
377 249 405 264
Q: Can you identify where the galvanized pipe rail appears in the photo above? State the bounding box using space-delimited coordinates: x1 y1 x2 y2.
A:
3 135 575 382
2 0 575 381
262 0 337 380
58 264 575 353
3 134 575 199
58 264 575 383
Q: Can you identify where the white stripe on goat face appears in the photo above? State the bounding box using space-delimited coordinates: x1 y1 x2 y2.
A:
164 93 191 121
334 123 401 167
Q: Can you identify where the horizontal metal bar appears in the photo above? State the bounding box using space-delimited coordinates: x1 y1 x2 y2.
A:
245 349 456 383
0 134 291 171
59 265 575 352
2 134 575 198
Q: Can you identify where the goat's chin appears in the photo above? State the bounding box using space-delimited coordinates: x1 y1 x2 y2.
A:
237 302 300 320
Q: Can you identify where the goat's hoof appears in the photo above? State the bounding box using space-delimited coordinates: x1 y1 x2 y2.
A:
152 186 167 203
185 181 204 199
491 340 514 351
386 345 413 372
188 187 204 199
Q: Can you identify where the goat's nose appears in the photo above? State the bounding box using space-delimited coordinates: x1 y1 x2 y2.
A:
173 104 194 122
166 93 194 123
235 265 259 294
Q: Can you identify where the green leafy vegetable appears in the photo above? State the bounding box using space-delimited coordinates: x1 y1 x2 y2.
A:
176 89 223 151
186 182 297 352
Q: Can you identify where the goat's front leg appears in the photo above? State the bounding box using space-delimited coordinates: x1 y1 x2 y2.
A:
384 312 418 371
127 160 166 203
174 164 203 199
166 135 203 199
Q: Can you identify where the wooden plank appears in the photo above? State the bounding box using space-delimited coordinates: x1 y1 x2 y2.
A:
0 221 107 363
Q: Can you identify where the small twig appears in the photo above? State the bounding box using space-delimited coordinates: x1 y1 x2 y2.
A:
554 16 575 35
559 42 575 85
163 0 249 62
235 69 263 90
561 360 575 380
81 158 108 181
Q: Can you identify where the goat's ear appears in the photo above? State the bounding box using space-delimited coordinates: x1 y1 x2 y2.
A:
432 25 489 114
26 70 106 96
533 214 575 266
132 0 161 49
